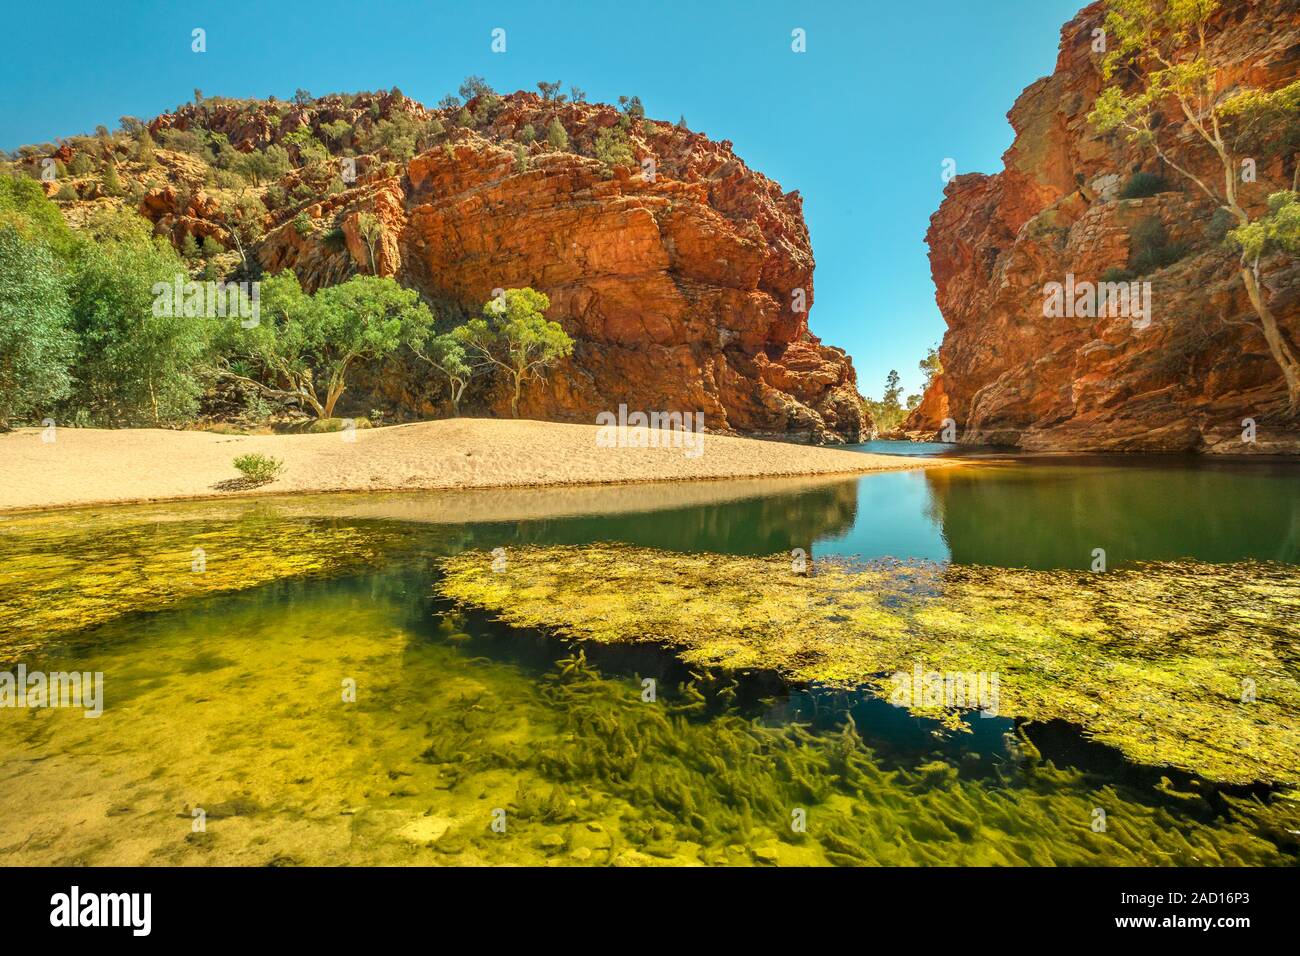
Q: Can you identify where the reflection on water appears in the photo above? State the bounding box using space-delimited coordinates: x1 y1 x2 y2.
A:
821 453 1300 569
0 450 1297 865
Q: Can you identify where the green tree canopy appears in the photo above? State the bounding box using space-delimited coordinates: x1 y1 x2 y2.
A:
69 237 212 425
0 227 76 428
0 175 78 260
452 288 574 417
227 273 433 418
414 331 477 415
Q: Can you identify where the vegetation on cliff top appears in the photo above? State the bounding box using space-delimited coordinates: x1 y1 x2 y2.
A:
0 79 667 430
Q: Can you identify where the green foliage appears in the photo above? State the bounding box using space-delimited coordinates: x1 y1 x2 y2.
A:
1205 206 1235 244
229 273 433 418
517 123 537 145
545 118 568 151
135 130 156 166
864 369 907 432
217 192 267 272
0 175 78 260
414 331 476 414
158 128 205 155
283 128 329 167
293 212 313 237
1128 215 1188 275
457 76 493 102
181 233 200 261
322 226 347 250
1220 78 1300 160
233 145 291 186
318 120 352 148
231 453 284 484
593 128 633 169
0 227 76 427
356 212 383 273
919 346 942 388
452 288 573 416
101 162 122 196
54 183 77 202
68 152 94 176
69 236 212 425
1228 190 1300 260
1119 170 1168 199
360 115 420 161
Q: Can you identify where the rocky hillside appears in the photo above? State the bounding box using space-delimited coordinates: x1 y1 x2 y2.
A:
907 0 1300 453
21 87 866 443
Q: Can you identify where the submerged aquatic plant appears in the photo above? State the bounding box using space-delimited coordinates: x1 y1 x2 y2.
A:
437 546 1300 788
0 547 1295 867
0 512 413 656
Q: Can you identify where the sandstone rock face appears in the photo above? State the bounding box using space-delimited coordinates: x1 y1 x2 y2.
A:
908 0 1300 453
148 91 865 442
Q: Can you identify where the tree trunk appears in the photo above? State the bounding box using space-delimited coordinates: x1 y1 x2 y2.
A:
1240 266 1300 415
323 385 344 418
511 373 522 417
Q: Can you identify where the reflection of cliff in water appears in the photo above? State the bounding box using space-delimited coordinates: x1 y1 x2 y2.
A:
489 479 861 556
924 457 1300 569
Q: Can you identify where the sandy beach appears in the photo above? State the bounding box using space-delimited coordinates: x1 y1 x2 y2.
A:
0 419 947 513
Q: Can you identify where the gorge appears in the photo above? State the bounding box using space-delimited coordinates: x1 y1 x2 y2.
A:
905 0 1300 454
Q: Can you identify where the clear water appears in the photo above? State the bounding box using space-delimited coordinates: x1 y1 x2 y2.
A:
1 446 1297 866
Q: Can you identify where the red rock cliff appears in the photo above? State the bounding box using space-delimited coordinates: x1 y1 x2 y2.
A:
147 91 865 442
909 0 1300 453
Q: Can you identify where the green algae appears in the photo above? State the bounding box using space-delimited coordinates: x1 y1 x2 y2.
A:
0 509 417 657
1 572 1295 867
1 493 1297 867
436 546 1300 788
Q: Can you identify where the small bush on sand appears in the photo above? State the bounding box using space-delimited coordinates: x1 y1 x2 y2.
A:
232 453 284 484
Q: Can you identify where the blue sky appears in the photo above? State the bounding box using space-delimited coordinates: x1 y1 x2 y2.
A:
0 0 1082 399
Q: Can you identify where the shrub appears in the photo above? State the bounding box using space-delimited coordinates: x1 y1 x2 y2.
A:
546 118 568 150
1129 215 1189 274
232 453 284 484
322 226 347 250
1119 171 1169 199
1205 207 1235 244
1100 266 1135 283
593 128 634 168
